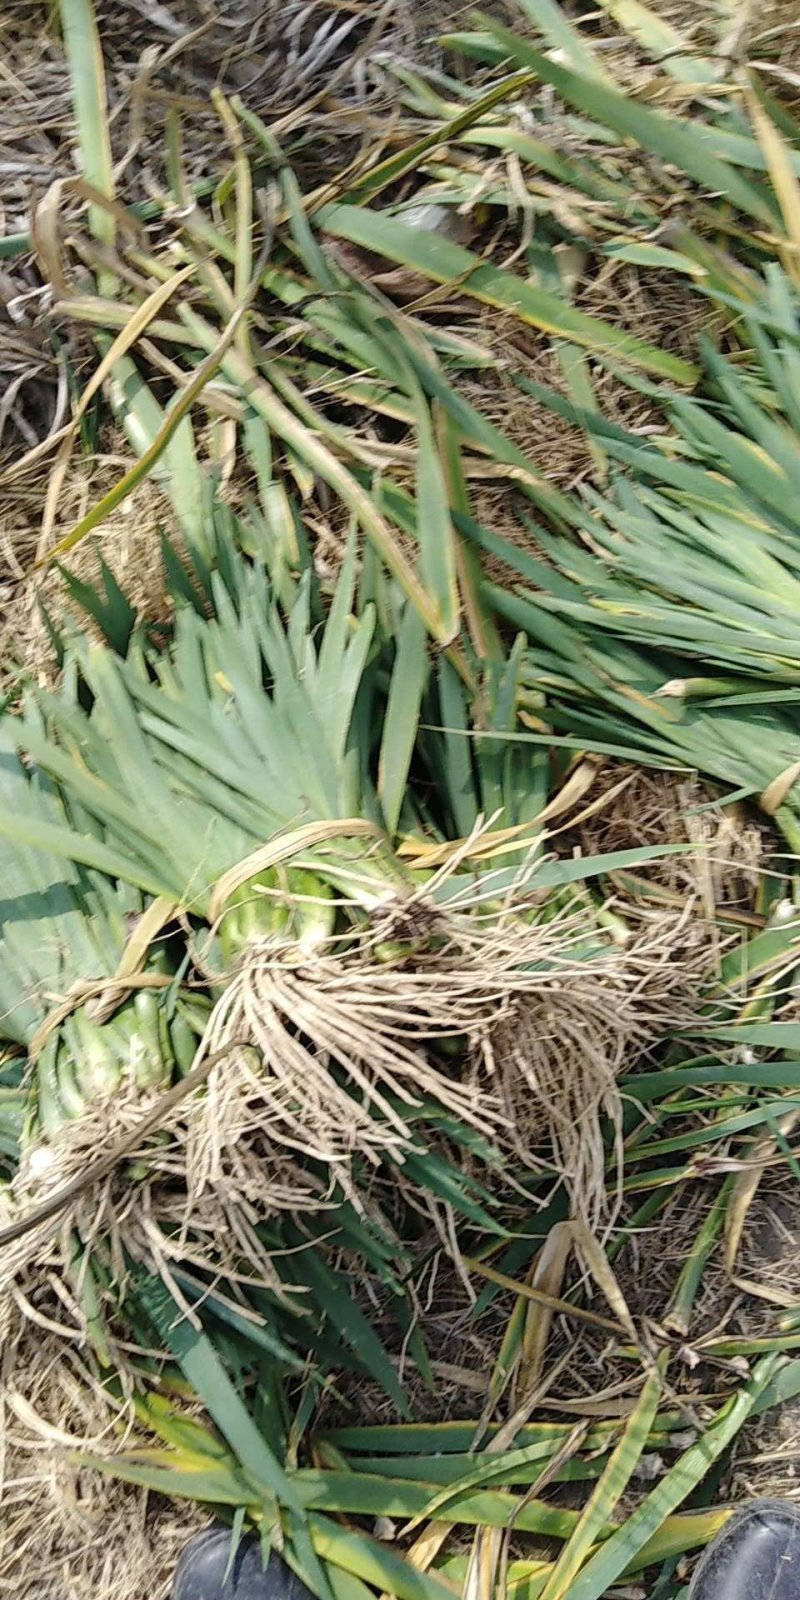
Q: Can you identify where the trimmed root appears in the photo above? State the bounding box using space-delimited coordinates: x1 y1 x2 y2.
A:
488 906 706 1219
189 944 506 1205
0 1072 185 1302
3 878 713 1323
185 889 708 1225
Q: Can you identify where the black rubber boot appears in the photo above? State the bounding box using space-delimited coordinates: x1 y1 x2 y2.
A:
688 1501 800 1600
173 1527 317 1600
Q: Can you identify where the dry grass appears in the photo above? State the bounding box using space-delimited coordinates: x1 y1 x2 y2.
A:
0 430 179 683
574 0 800 103
573 764 767 914
1 1316 206 1599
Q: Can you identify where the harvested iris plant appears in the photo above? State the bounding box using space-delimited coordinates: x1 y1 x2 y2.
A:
5 0 800 1593
0 525 696 1284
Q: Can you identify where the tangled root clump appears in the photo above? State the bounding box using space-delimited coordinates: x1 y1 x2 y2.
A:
0 1076 169 1305
187 884 709 1226
192 941 505 1199
1 866 713 1338
489 903 709 1218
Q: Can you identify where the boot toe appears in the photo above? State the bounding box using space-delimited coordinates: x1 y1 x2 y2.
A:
173 1527 317 1600
689 1501 800 1600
